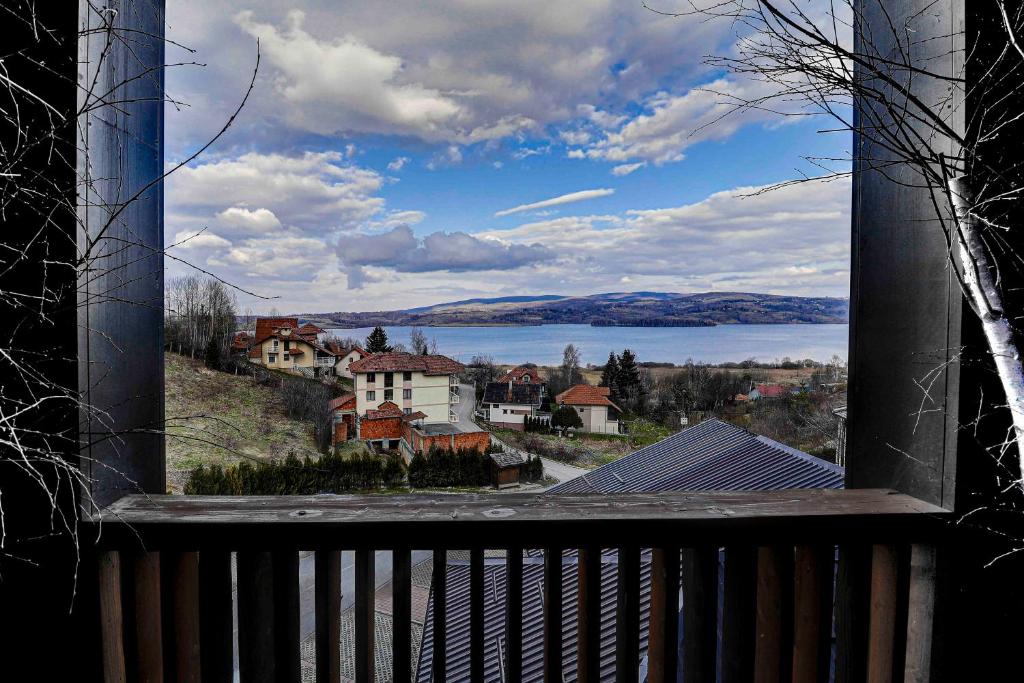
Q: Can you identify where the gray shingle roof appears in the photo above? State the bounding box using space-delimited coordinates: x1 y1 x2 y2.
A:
416 419 844 681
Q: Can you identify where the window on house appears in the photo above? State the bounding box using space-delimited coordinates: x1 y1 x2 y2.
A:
284 340 290 350
503 409 508 414
283 353 290 362
403 388 412 400
268 353 277 363
271 340 279 351
404 408 411 415
384 389 394 401
367 372 375 383
403 371 412 381
367 390 375 401
579 407 585 413
384 372 394 387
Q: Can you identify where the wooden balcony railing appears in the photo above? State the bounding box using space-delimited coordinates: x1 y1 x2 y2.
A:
89 489 945 683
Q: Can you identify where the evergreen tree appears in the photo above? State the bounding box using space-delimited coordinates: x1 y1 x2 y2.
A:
552 405 584 429
616 348 643 413
365 326 392 353
599 351 620 398
203 334 222 370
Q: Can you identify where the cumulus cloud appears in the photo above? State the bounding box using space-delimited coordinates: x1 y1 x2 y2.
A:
167 151 385 232
216 207 283 233
494 188 614 217
576 77 801 165
337 225 555 288
387 156 410 171
167 2 736 151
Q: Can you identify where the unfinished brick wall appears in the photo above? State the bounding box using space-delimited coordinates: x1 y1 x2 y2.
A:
359 416 403 440
414 430 491 454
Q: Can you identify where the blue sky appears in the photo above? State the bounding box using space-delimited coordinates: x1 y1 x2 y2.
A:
164 1 851 314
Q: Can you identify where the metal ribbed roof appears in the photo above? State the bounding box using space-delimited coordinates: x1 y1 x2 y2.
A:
548 419 843 494
416 420 844 681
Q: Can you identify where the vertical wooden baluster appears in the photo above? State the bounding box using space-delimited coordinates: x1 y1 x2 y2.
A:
273 551 300 683
355 549 376 683
576 546 602 683
199 550 233 682
169 552 200 682
134 551 164 683
393 548 412 683
680 546 717 683
754 546 789 683
544 545 563 683
834 544 871 683
867 544 899 683
99 551 127 683
315 550 342 683
432 548 447 683
616 545 641 683
721 546 756 683
903 544 937 683
647 546 680 683
506 546 523 683
793 545 833 683
471 547 485 682
237 551 276 683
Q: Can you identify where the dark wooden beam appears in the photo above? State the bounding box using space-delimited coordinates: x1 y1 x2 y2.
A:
91 490 947 551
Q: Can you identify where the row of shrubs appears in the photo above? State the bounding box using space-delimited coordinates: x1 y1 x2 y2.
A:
408 445 494 487
185 445 546 494
184 451 405 495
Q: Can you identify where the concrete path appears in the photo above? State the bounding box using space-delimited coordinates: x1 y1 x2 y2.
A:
539 457 589 486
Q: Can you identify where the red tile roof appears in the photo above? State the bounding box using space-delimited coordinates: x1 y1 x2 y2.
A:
555 384 620 409
364 401 404 419
497 366 542 384
255 317 298 340
297 323 324 336
755 384 787 398
349 352 464 376
285 347 304 355
231 332 253 351
328 393 356 412
402 411 428 422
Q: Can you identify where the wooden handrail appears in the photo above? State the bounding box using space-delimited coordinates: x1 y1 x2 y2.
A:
89 488 945 550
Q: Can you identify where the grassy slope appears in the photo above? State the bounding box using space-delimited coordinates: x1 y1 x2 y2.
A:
164 353 322 493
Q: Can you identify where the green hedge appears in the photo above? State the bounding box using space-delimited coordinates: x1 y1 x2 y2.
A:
521 455 544 482
184 451 405 495
408 445 491 488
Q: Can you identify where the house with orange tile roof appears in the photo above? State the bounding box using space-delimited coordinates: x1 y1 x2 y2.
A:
555 384 621 434
247 317 339 376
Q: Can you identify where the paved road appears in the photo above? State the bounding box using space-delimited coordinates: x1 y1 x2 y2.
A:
453 382 477 430
539 457 589 486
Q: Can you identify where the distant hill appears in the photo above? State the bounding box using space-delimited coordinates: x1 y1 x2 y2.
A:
297 291 849 328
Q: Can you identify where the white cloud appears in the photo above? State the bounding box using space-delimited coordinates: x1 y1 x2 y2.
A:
387 156 410 171
167 151 385 233
215 207 283 233
171 230 232 250
494 188 615 217
611 162 646 176
580 77 802 164
478 179 851 296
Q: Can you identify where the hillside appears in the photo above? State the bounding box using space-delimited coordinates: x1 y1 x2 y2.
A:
164 353 324 493
300 291 849 328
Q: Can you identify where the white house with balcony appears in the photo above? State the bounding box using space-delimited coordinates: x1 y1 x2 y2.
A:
348 352 465 424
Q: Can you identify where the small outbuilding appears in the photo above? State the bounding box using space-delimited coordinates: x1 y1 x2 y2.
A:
489 450 526 489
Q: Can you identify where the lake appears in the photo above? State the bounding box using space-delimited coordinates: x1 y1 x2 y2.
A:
328 323 849 366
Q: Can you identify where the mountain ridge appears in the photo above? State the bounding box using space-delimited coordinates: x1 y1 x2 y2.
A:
295 291 849 328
